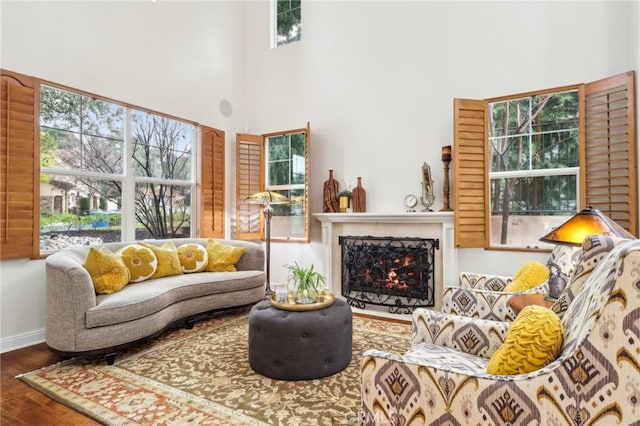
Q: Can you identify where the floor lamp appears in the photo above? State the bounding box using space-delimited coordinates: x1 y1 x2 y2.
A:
245 191 290 297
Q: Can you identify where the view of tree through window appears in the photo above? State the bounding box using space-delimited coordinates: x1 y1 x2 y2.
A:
272 0 301 47
40 85 195 252
266 131 306 239
488 89 579 248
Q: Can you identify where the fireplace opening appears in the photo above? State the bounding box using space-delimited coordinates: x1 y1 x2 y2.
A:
339 235 437 313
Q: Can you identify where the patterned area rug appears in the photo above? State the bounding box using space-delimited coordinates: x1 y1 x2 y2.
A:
18 308 411 425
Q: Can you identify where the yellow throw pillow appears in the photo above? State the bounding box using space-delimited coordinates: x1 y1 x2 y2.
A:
504 261 549 292
177 243 209 273
205 239 245 272
139 241 183 279
487 305 563 375
84 247 130 294
118 244 158 283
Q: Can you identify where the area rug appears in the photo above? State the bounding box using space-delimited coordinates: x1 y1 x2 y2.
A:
18 308 411 425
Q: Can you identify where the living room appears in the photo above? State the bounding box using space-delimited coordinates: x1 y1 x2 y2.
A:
1 0 639 424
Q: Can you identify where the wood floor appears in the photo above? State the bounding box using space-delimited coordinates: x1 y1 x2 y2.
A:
1 343 100 425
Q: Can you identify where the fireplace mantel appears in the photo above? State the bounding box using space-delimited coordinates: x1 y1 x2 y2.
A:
313 212 456 317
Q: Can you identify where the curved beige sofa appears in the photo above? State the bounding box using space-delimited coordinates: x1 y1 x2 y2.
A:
45 238 265 362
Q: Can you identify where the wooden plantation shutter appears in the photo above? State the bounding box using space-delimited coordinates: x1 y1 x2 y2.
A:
235 133 263 240
453 98 488 248
200 125 225 238
582 71 637 235
0 70 38 259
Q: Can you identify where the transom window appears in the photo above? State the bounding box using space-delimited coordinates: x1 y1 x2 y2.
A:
271 0 301 48
39 85 196 253
488 90 579 248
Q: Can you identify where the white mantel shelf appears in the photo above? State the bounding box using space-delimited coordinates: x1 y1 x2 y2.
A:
314 212 454 224
313 211 456 320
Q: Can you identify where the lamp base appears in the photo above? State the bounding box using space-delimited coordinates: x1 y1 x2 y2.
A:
264 287 275 299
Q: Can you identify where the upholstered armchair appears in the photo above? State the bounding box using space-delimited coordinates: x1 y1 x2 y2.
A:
361 235 639 425
442 244 582 321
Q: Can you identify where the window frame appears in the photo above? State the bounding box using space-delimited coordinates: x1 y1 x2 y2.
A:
454 72 637 251
235 124 311 243
486 87 581 249
0 68 226 259
270 0 302 48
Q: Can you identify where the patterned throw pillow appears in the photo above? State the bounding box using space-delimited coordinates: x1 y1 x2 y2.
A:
487 305 563 375
84 247 131 294
118 244 158 283
177 243 209 273
139 241 183 279
503 261 549 292
205 239 245 272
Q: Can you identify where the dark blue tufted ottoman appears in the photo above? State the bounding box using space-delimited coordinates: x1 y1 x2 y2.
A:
248 298 353 380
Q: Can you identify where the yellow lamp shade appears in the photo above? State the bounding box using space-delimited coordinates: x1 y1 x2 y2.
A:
539 207 635 246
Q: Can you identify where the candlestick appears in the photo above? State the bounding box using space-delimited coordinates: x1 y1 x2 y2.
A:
441 158 452 211
441 145 452 161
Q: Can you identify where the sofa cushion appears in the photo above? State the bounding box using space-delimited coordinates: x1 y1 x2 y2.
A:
177 243 209 273
86 270 264 328
503 261 549 292
139 241 183 279
487 305 563 375
205 239 245 272
118 244 158 283
84 247 130 294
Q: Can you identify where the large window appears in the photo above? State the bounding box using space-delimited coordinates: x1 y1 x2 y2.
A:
488 90 579 248
40 85 196 252
235 125 310 242
454 72 637 250
271 0 301 48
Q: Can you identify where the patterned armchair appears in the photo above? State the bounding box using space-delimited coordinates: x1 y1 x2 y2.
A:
361 235 639 425
442 244 582 321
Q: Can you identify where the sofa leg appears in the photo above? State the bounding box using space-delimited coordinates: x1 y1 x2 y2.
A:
185 318 197 329
105 353 117 365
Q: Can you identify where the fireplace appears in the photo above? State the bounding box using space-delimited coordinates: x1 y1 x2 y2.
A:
339 235 438 313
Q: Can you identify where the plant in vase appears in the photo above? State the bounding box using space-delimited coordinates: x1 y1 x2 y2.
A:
284 262 326 304
338 189 352 213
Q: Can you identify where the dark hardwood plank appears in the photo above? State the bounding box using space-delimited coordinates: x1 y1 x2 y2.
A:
1 343 101 425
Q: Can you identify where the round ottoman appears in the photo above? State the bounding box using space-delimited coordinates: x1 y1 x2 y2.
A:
248 298 353 380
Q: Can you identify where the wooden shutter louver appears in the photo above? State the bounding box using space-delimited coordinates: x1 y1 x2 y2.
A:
583 71 637 236
1 70 38 259
200 126 225 238
453 98 488 248
235 134 263 240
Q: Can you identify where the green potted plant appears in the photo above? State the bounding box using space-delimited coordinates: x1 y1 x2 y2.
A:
338 189 352 213
284 262 326 304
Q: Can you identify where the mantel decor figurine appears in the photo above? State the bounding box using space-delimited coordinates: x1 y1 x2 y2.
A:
440 145 453 211
323 170 340 212
421 162 435 211
351 177 367 212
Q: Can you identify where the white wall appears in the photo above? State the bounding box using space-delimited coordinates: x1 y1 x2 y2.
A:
1 0 638 352
0 0 248 351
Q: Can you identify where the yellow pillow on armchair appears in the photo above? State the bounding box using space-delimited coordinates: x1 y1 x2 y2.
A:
503 261 549 292
487 305 563 375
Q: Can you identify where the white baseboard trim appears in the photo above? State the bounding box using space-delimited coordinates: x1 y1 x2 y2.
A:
1 329 46 354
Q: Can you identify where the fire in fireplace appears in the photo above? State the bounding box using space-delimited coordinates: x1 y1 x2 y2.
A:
339 235 437 313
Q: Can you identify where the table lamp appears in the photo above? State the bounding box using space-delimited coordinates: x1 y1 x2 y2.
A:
539 206 635 298
245 191 290 296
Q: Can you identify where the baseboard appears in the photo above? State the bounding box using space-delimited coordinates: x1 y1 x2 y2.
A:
1 329 46 354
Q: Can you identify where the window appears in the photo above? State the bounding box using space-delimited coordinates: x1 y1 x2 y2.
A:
235 124 310 242
39 85 196 252
271 0 301 48
0 69 226 259
488 90 579 248
454 71 637 250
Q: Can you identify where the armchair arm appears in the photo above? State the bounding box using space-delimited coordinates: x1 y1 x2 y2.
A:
411 308 510 357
